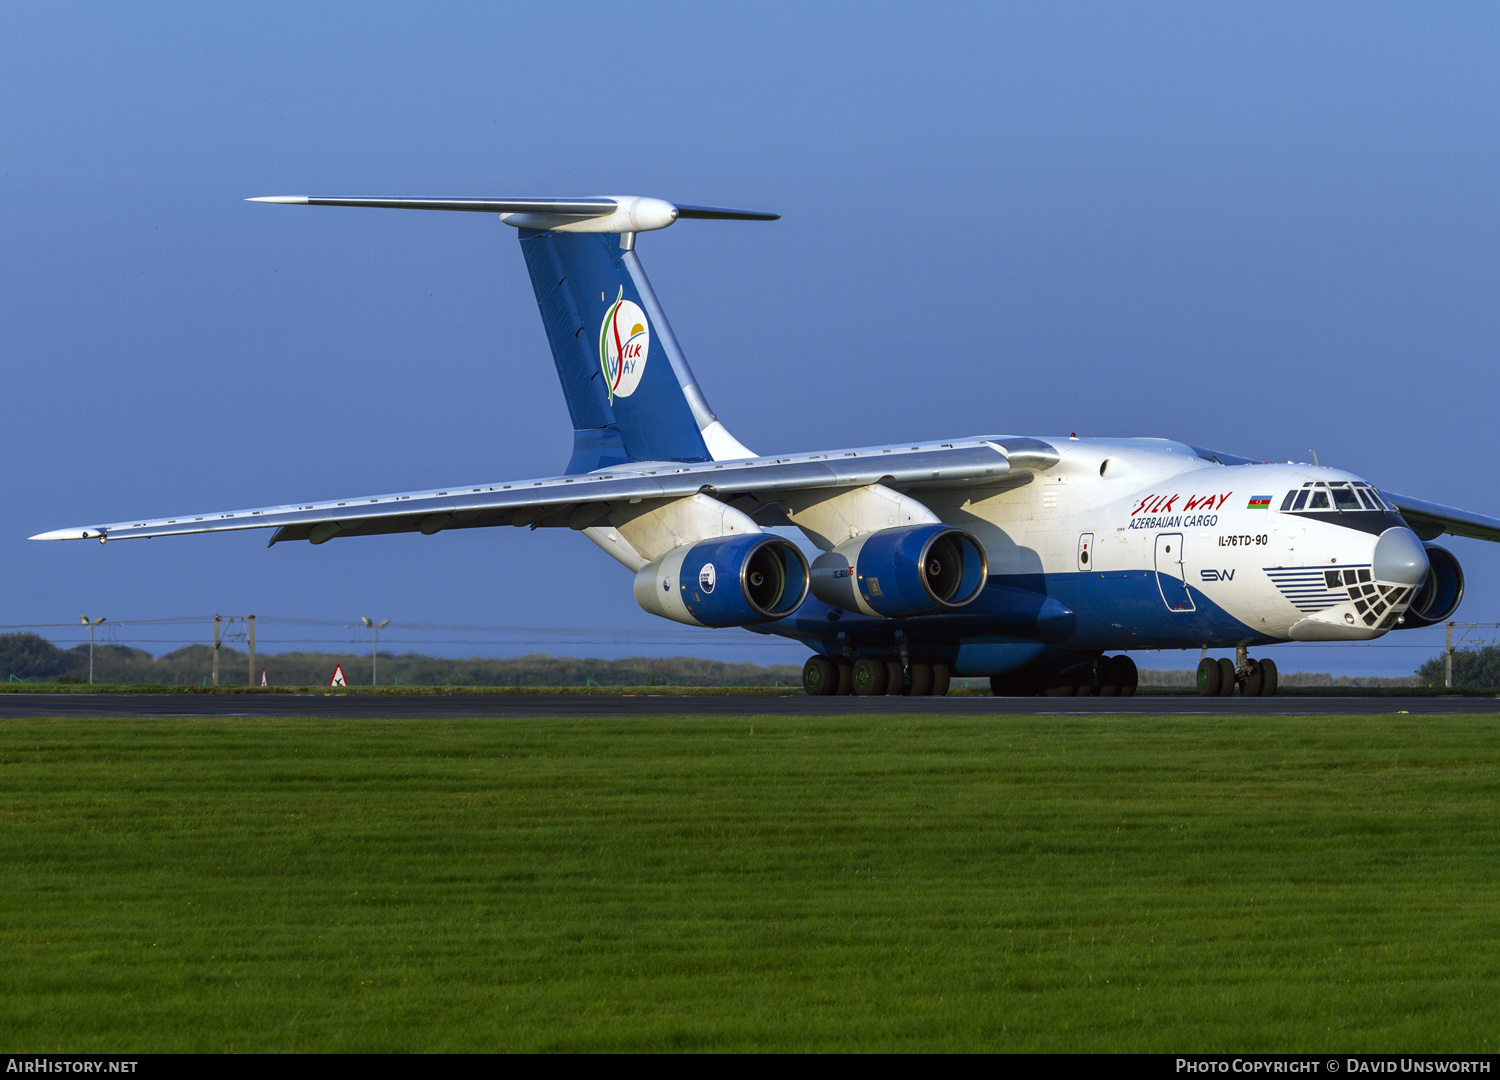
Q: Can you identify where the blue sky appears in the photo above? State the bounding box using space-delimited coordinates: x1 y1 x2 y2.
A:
3 2 1498 674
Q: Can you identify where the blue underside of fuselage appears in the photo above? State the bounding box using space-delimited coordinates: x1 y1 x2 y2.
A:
753 570 1276 676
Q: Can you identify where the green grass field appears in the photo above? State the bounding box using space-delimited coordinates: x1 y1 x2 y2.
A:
2 712 1498 1052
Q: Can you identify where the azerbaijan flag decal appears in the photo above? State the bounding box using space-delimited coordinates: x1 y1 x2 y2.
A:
1247 495 1273 510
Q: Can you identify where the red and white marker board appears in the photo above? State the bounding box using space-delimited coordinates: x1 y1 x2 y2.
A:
329 664 347 687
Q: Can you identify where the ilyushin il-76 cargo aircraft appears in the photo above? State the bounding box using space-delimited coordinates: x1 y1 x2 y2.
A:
34 194 1500 697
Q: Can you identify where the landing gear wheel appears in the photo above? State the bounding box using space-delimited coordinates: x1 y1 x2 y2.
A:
1044 672 1076 696
1216 657 1237 697
931 662 951 697
908 662 934 697
803 656 838 696
1098 655 1122 697
1115 655 1138 697
1258 657 1278 697
1196 657 1221 697
1072 660 1097 696
836 662 854 697
1241 658 1264 698
885 659 905 696
852 657 887 697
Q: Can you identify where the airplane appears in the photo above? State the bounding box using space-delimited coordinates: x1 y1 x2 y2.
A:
32 194 1500 697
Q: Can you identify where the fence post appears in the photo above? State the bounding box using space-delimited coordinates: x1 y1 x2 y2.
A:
212 615 221 687
1445 621 1454 689
248 615 256 687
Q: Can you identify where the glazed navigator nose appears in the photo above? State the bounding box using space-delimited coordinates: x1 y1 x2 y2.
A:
1373 527 1429 586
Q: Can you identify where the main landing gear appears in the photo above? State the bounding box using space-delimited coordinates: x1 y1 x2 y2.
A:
1196 647 1279 697
990 654 1139 697
802 655 952 697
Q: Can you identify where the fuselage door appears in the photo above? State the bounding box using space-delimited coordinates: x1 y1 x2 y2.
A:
1077 533 1094 572
1154 532 1195 612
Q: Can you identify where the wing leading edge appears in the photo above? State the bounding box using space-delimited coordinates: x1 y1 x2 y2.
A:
31 439 1052 546
1381 491 1500 544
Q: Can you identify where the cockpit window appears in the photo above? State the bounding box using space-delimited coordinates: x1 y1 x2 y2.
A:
1330 484 1361 511
1280 480 1387 514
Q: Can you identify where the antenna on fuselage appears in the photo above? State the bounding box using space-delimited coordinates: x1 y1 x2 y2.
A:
1309 450 1320 467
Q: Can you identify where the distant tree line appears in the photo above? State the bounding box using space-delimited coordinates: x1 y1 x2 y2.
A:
1416 645 1500 689
0 633 800 687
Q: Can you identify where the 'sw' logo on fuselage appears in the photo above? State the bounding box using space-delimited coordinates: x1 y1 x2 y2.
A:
1200 569 1236 582
599 286 651 403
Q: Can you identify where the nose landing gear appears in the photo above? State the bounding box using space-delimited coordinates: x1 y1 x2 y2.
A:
1195 649 1279 697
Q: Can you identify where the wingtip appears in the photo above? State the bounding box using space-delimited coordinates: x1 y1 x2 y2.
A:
29 528 94 541
246 196 309 204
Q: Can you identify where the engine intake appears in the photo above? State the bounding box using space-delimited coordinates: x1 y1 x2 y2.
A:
1399 544 1464 628
634 534 810 627
810 523 987 618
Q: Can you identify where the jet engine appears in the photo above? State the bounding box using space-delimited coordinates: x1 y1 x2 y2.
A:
1398 544 1465 628
634 534 810 627
810 523 987 618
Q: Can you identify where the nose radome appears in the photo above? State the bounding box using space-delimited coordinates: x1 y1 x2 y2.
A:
1373 527 1429 586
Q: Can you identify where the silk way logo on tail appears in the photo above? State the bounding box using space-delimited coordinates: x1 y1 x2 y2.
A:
599 287 650 403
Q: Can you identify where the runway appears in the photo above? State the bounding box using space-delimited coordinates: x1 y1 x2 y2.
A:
0 692 1495 718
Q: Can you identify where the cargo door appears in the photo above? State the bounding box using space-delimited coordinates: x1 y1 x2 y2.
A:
1154 532 1195 612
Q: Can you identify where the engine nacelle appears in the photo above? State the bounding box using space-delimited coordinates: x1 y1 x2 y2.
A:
634 534 810 627
810 523 987 618
1398 544 1465 628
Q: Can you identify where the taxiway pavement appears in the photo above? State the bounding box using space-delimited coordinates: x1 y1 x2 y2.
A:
0 693 1494 719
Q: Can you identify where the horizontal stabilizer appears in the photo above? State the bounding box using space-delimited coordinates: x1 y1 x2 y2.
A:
670 204 781 221
247 195 779 233
247 196 620 214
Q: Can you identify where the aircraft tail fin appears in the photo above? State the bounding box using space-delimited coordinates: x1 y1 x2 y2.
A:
248 193 772 472
519 229 756 471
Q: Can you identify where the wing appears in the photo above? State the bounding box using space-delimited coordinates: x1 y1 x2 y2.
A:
30 438 1054 546
1380 491 1500 543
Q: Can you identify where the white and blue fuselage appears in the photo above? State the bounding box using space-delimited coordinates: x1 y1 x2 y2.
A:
755 435 1435 677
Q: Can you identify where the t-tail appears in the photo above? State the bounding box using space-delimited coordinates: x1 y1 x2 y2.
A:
248 194 776 471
